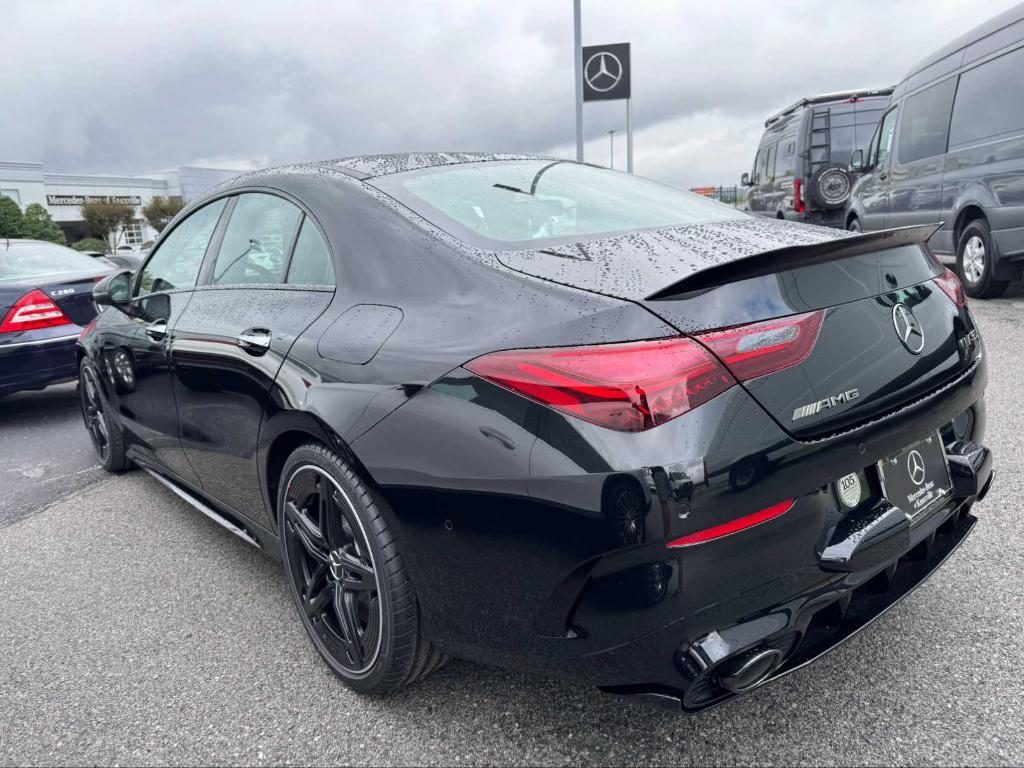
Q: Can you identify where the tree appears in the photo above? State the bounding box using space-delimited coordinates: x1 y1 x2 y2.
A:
0 196 24 238
80 200 136 253
141 196 184 233
71 238 109 253
21 203 66 245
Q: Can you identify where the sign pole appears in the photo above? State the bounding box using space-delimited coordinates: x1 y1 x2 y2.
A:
573 0 584 162
626 98 634 174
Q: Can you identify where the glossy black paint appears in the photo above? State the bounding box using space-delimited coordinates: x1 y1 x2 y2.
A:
78 154 993 709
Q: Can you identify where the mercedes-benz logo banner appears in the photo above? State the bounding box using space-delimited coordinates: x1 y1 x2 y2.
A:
582 42 630 102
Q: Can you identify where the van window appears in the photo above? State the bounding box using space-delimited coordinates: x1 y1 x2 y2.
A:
776 140 796 177
873 109 899 168
949 45 1024 147
897 78 957 164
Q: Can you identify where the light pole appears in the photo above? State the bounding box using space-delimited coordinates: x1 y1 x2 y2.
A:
608 130 616 169
573 0 583 162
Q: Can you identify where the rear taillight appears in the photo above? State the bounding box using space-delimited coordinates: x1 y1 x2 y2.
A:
793 178 806 214
667 500 795 548
465 337 736 432
0 290 73 333
695 310 824 382
934 267 966 307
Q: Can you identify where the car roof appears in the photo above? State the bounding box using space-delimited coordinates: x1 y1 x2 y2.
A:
2 238 72 246
315 152 558 181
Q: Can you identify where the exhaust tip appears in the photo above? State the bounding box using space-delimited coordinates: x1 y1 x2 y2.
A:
716 647 785 693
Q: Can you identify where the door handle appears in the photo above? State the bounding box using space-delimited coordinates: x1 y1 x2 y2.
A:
879 172 888 181
145 320 168 341
236 327 272 356
479 426 516 450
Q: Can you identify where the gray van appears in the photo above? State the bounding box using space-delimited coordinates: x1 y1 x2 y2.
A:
742 88 893 227
846 2 1024 297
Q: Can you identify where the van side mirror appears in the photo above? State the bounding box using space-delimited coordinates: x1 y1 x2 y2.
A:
850 149 865 172
741 172 751 186
93 270 133 309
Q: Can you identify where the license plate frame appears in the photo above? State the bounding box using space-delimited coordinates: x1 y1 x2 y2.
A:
877 431 953 520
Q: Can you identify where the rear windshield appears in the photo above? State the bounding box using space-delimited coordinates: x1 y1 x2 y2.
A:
0 241 108 284
373 161 746 248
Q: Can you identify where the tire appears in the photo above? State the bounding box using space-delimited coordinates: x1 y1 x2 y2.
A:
957 218 1008 299
278 442 448 695
847 216 862 233
808 164 853 209
79 358 130 472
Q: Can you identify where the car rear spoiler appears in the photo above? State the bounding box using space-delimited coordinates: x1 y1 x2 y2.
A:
645 224 942 301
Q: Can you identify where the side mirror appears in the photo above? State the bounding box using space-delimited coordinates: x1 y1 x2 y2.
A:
741 172 751 186
850 149 865 172
93 270 133 309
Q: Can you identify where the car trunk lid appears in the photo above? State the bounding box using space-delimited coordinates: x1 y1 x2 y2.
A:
496 221 977 439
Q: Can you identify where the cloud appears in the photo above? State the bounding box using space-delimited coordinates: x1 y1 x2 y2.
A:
2 0 1018 188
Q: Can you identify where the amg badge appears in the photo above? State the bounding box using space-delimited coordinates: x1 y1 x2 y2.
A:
792 389 859 421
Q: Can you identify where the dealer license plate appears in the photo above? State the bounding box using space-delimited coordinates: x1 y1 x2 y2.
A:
878 432 952 519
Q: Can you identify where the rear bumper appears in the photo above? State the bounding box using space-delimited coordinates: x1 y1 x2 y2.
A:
0 330 82 395
601 496 982 712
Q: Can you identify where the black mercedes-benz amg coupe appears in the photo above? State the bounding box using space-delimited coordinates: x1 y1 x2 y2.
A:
78 153 993 712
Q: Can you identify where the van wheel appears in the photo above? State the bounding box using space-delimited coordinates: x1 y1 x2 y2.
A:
847 217 862 233
957 219 1008 299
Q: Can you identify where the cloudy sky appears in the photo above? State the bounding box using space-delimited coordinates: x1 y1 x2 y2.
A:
4 0 1019 188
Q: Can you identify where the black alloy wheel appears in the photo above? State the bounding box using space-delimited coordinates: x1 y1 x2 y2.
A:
81 365 109 463
283 464 383 675
79 359 129 471
278 444 448 694
612 485 645 546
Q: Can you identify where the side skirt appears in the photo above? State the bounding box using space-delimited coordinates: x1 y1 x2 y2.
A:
137 463 262 549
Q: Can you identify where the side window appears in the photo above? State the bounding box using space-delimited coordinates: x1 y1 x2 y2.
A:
949 45 1024 147
776 140 796 177
138 198 226 296
766 143 777 181
287 218 336 286
751 149 764 183
897 78 957 164
874 109 899 168
211 193 302 285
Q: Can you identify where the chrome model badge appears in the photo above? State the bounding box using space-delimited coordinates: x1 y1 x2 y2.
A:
892 303 925 354
792 388 860 421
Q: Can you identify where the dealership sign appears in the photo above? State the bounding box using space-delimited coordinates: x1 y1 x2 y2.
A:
46 194 142 206
581 42 631 102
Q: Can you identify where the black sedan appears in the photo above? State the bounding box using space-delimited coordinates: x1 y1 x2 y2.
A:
78 153 993 711
1 239 112 397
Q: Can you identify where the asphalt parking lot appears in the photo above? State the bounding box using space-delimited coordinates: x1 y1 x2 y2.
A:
2 289 1023 766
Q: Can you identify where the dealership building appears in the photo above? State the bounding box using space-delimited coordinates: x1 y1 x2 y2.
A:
0 160 242 246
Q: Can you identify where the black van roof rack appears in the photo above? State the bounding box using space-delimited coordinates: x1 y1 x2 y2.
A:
764 86 895 127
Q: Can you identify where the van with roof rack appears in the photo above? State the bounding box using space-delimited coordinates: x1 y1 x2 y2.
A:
846 2 1024 298
742 87 894 228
